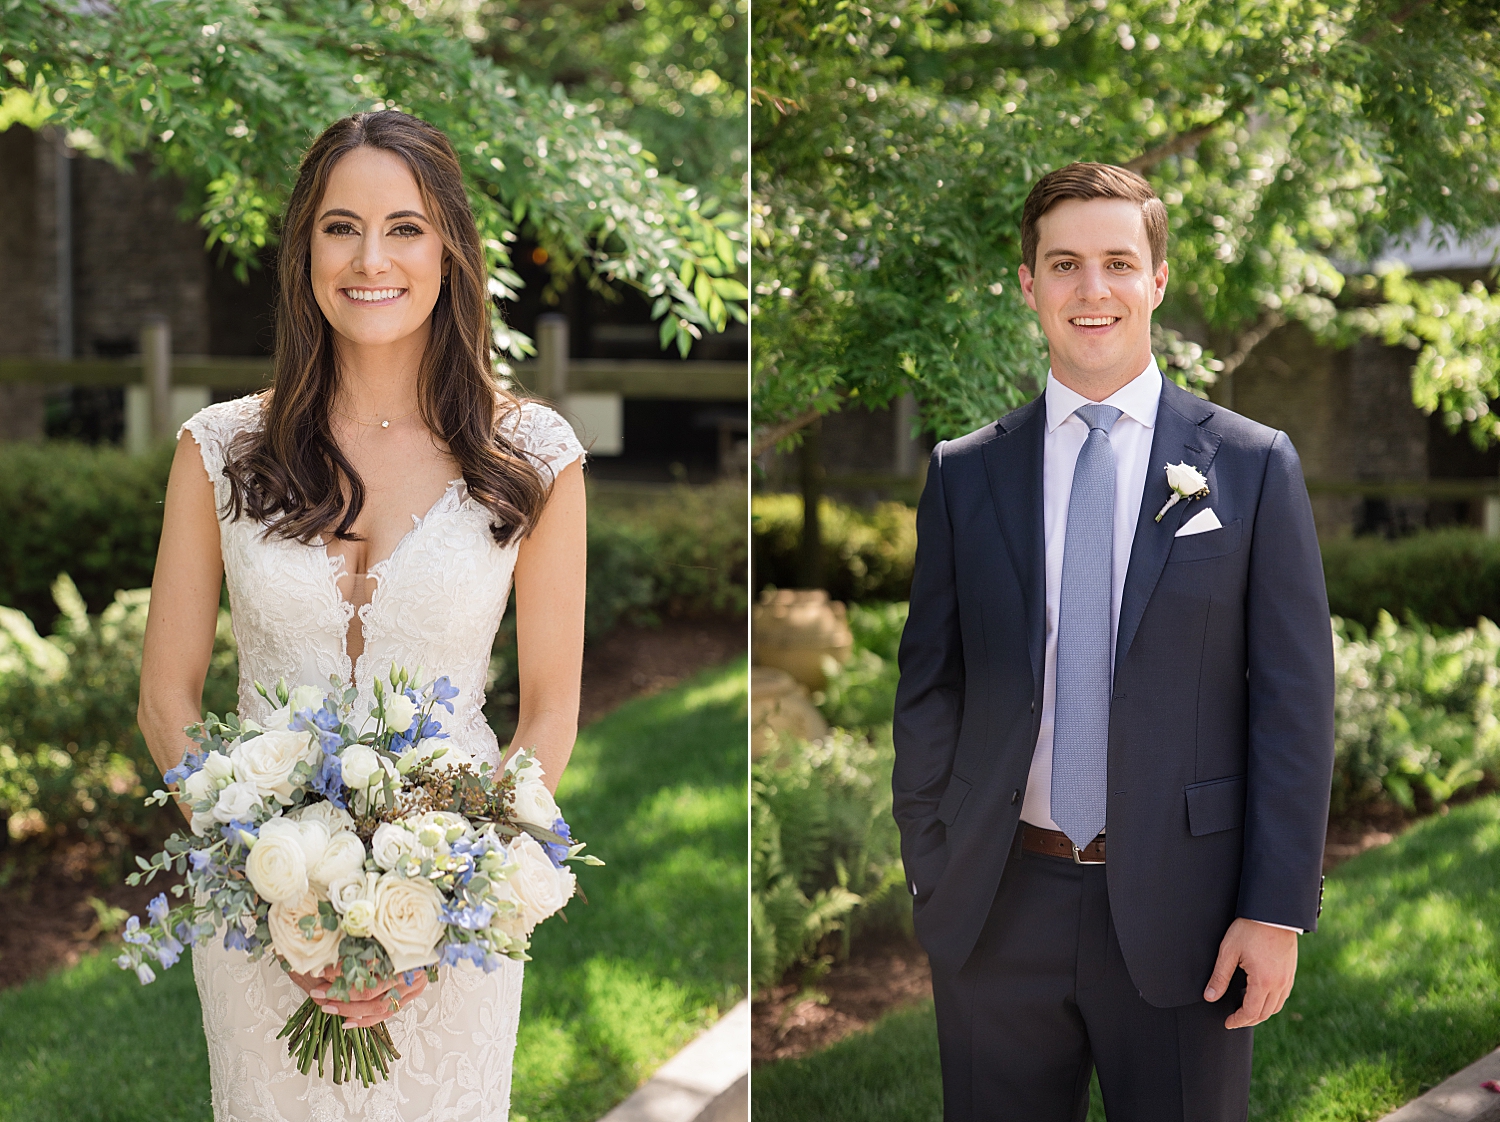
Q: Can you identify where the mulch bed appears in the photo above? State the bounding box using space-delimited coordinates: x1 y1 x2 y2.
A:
0 616 746 992
751 815 1428 1065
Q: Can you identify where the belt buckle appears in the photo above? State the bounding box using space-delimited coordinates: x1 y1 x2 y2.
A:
1071 842 1105 865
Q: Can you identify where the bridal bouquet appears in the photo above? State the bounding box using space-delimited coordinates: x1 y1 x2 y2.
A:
114 667 601 1086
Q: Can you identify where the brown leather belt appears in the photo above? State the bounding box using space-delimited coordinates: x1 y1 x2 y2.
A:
1022 823 1106 864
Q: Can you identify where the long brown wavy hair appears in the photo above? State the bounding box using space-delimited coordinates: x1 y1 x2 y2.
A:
223 111 549 546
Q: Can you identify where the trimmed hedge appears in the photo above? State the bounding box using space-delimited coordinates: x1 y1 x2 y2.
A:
754 494 1500 633
0 441 745 636
1321 530 1500 631
752 494 916 603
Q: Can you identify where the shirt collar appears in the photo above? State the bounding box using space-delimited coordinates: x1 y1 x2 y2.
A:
1045 359 1163 434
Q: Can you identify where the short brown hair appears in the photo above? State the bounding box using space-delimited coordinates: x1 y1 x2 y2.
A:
1021 162 1168 271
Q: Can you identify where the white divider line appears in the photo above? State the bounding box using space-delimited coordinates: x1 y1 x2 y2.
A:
595 1000 750 1122
1378 1046 1500 1122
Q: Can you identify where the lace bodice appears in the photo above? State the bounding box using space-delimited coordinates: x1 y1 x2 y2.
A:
181 393 584 1122
181 394 585 772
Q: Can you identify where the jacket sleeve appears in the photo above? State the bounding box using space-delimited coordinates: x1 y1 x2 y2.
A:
1237 431 1335 931
892 441 966 890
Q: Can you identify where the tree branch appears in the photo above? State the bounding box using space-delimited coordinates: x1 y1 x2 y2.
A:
1357 0 1435 44
752 407 823 458
1125 116 1229 173
1218 312 1286 379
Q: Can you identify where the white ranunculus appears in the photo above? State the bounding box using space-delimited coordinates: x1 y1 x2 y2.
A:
202 751 235 783
340 745 383 791
371 823 418 871
288 800 356 836
287 684 326 714
511 777 560 829
1164 461 1209 497
343 898 377 939
308 829 366 894
244 818 310 904
370 872 445 973
212 781 264 824
494 834 575 935
260 707 291 732
182 767 217 805
268 889 343 975
328 871 378 915
234 730 317 802
382 694 419 735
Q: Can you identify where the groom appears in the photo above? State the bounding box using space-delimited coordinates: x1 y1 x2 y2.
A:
892 162 1335 1121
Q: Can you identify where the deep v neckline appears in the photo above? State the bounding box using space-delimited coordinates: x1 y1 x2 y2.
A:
317 477 467 687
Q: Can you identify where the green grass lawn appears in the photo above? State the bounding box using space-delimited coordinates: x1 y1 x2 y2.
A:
753 795 1500 1122
0 658 748 1122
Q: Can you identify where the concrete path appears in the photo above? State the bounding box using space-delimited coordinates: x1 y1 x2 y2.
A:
1378 1047 1500 1122
596 1000 749 1122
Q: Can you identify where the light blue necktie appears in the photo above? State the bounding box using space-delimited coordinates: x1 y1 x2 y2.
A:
1051 403 1123 850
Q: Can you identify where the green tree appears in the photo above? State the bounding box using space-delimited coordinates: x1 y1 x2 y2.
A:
752 0 1500 451
1 0 745 355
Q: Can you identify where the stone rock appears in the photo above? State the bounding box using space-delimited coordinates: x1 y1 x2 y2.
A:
750 665 829 757
751 588 852 690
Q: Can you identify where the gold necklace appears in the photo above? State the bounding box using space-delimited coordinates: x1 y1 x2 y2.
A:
332 402 419 430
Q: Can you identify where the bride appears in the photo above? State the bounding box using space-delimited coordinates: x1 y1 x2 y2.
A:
137 110 586 1121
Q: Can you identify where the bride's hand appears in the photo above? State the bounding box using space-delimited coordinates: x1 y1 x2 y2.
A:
289 965 430 1029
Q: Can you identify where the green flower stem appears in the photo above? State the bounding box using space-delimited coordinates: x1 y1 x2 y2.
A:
276 996 399 1086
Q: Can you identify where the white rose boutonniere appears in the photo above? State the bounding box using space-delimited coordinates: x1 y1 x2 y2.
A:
1155 462 1210 522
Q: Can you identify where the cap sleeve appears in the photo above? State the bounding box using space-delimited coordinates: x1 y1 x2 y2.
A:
501 401 587 482
178 395 264 511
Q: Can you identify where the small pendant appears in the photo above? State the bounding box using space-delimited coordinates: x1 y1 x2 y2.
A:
381 420 390 429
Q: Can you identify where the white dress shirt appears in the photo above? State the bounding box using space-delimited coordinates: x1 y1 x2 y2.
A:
1021 360 1162 834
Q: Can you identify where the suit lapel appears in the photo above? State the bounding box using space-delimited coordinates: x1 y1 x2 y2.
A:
1114 382 1222 677
982 396 1047 690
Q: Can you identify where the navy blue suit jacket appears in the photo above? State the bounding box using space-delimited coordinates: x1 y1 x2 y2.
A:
892 378 1335 1007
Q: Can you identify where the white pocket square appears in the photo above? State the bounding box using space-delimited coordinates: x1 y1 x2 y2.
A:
1175 507 1223 537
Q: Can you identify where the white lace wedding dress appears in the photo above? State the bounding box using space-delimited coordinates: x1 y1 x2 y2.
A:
180 393 585 1122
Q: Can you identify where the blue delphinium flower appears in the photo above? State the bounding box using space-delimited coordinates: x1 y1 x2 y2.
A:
429 677 459 713
154 933 184 969
439 942 487 968
440 901 496 930
307 751 347 809
162 749 207 787
147 893 170 925
290 706 344 753
188 849 214 873
483 952 506 973
542 818 573 868
221 819 259 846
223 925 258 952
122 916 152 946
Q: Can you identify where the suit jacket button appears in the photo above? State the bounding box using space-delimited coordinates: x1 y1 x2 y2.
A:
1030 701 1035 713
1011 789 1020 804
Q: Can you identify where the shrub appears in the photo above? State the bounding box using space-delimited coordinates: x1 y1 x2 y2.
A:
752 494 916 602
751 729 906 992
818 602 907 732
0 442 174 628
1322 530 1500 631
0 576 238 848
1332 612 1500 815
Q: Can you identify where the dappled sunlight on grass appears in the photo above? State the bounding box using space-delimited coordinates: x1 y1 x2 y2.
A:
756 795 1500 1122
0 659 748 1122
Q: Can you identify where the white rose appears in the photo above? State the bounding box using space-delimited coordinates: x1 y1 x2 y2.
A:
494 834 575 933
328 870 378 915
190 808 217 838
287 684 326 714
371 823 418 871
1165 461 1208 496
203 751 235 783
182 767 217 805
370 872 445 973
288 800 355 836
268 889 343 975
234 730 318 802
308 830 366 894
244 818 310 904
340 745 383 791
343 899 377 938
430 741 474 772
212 781 264 824
511 777 561 829
382 694 419 734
